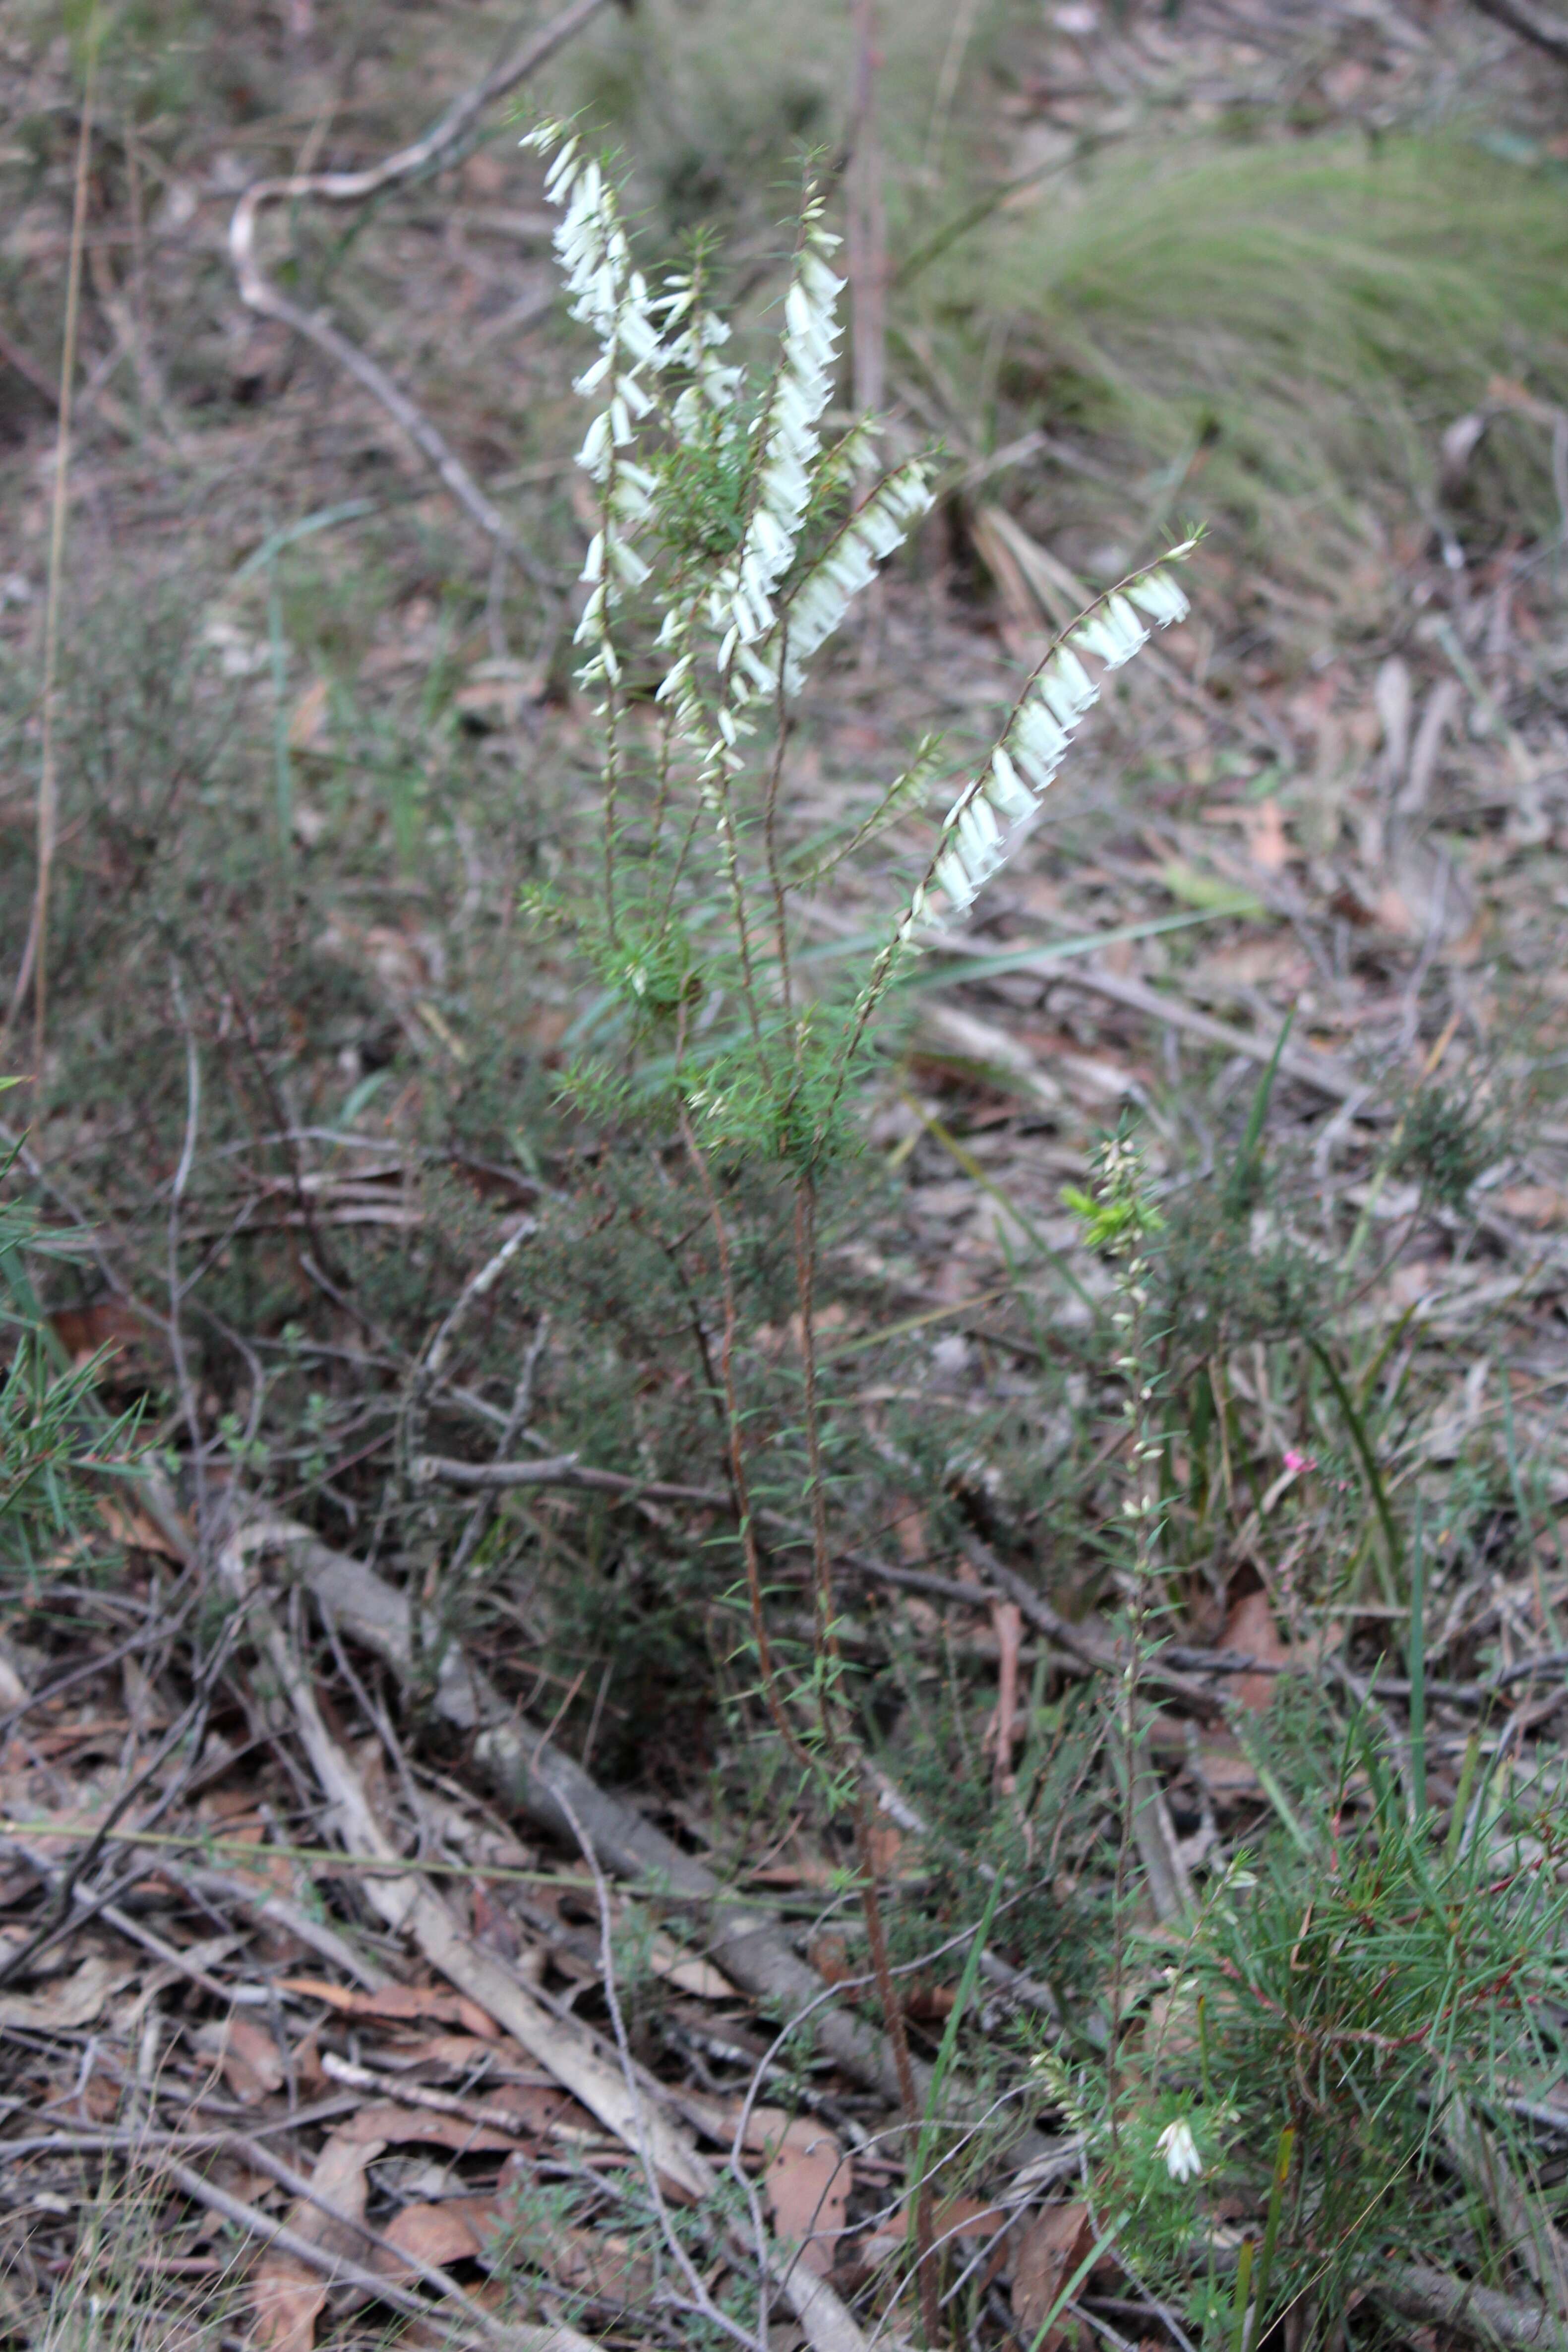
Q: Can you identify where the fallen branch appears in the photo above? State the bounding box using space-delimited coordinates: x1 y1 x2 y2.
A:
1467 0 1568 63
320 2048 557 2146
227 0 611 558
247 1517 1055 2150
952 1531 1221 1714
1377 2261 1562 2348
215 1523 712 2203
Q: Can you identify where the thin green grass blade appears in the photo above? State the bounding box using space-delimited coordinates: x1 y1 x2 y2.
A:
1307 1336 1403 1602
1025 2213 1130 2352
904 1094 1094 1308
1408 1497 1427 1822
1250 2125 1295 2329
915 1867 1005 2164
1227 2233 1255 2352
906 901 1261 991
1225 1006 1294 1211
1446 1733 1480 1866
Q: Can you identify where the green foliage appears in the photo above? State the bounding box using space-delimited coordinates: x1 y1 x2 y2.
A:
1065 1691 1568 2345
0 1139 140 1569
1391 1081 1501 1211
1154 1158 1326 1358
651 392 759 565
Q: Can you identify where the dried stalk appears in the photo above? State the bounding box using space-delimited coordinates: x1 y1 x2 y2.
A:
4 11 102 1063
846 0 886 423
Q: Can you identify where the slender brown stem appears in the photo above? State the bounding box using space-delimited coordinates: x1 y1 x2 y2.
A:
676 1089 811 1778
5 14 101 1067
713 790 767 1061
792 1178 836 1665
794 1169 936 2337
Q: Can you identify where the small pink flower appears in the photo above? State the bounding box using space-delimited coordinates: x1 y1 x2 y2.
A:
1282 1449 1317 1476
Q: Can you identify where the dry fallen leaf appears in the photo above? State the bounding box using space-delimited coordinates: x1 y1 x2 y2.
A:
1495 1184 1567 1230
1012 2200 1095 2352
381 2200 484 2271
647 1933 735 1999
1222 1587 1291 1715
385 2032 537 2073
249 2251 324 2352
96 1495 184 1558
286 676 330 751
749 2110 851 2278
1204 797 1291 873
279 1976 498 2037
50 1299 154 1377
252 2132 382 2352
0 1953 125 2033
191 2014 285 2105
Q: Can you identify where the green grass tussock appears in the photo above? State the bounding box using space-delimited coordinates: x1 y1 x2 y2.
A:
966 135 1568 570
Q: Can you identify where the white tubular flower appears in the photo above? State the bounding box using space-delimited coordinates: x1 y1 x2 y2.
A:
660 275 742 422
986 745 1035 826
915 544 1196 922
574 584 609 645
609 465 656 526
707 211 845 659
1127 562 1193 625
607 534 650 589
1072 593 1147 669
576 411 614 478
744 458 934 696
530 118 676 680
1156 2118 1203 2183
1040 645 1096 728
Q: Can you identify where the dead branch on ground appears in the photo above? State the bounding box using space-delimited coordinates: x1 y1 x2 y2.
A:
226 0 613 566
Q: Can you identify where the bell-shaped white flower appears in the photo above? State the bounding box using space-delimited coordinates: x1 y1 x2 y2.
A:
1156 2118 1203 2183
